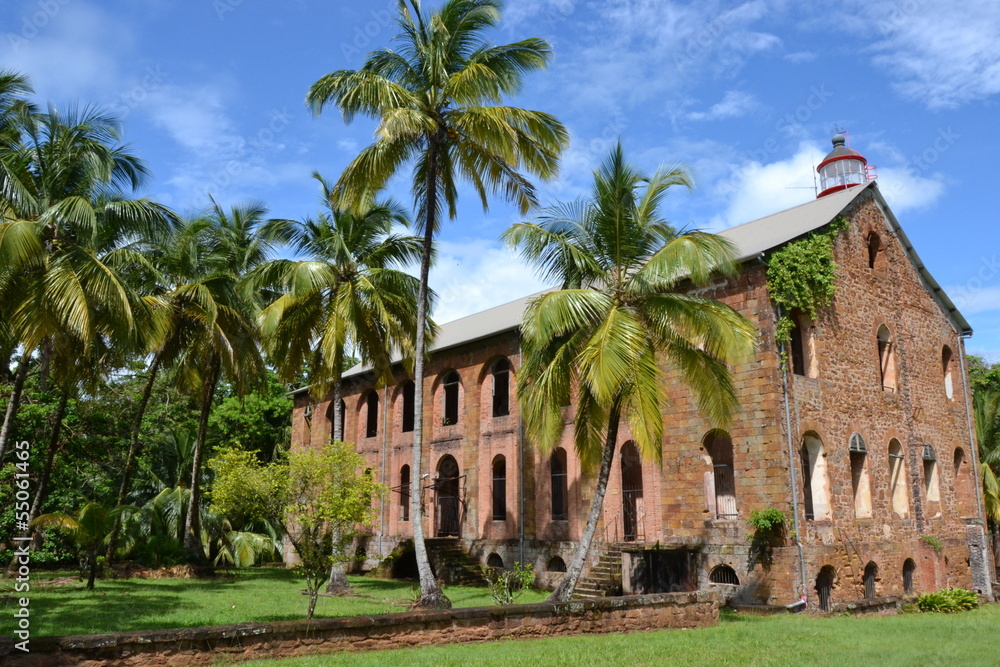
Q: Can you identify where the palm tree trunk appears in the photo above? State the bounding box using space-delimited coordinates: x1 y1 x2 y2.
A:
27 384 70 529
6 383 70 575
182 359 220 557
549 401 622 603
325 524 352 594
0 350 31 465
410 136 449 609
87 545 98 590
107 352 163 561
332 382 343 442
38 338 52 394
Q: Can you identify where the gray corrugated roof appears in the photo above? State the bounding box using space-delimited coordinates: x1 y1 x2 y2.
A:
291 182 969 393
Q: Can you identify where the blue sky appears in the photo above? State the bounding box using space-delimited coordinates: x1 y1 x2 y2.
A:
3 0 999 356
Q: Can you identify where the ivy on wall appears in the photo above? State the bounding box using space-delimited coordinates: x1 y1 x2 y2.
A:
766 215 850 360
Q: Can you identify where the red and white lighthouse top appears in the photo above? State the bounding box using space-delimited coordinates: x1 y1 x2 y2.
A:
816 133 868 198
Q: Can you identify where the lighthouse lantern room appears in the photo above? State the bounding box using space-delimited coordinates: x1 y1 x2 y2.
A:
816 133 870 198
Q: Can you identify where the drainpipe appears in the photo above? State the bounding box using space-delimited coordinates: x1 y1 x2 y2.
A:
380 384 389 558
778 304 809 603
518 343 526 566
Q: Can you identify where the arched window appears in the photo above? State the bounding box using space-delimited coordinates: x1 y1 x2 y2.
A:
401 380 415 433
621 441 643 541
365 391 379 438
888 439 909 518
816 566 836 612
399 465 410 522
491 358 511 418
849 434 872 519
801 433 831 521
709 564 740 585
877 325 897 392
923 444 940 502
866 232 883 270
327 400 345 442
486 553 504 569
546 556 567 572
788 312 817 378
492 455 506 521
704 430 737 519
863 561 878 600
942 346 954 400
902 558 916 594
442 370 460 426
551 448 568 521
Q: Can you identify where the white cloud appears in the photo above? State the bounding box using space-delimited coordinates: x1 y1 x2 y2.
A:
426 239 549 324
948 285 1000 317
0 2 130 100
853 0 1000 109
687 90 761 121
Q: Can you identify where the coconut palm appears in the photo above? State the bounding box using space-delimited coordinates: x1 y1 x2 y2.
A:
307 0 567 607
174 201 290 556
261 173 425 592
973 389 1000 573
503 144 758 602
34 502 131 590
0 106 172 464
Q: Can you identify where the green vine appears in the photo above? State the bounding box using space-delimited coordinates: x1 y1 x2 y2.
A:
766 215 850 365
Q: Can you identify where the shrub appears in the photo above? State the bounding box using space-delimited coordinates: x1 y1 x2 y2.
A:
480 561 535 606
915 588 979 613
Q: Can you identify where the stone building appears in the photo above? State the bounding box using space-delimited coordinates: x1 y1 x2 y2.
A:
288 136 994 608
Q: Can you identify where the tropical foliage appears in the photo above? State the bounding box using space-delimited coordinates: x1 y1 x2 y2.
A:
307 0 568 608
504 144 757 601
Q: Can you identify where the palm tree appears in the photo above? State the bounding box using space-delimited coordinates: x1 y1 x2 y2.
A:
0 106 171 464
503 144 758 602
175 201 289 556
307 0 567 608
34 502 131 590
261 173 424 592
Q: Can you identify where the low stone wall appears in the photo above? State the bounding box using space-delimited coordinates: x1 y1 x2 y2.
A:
831 596 901 615
0 590 719 666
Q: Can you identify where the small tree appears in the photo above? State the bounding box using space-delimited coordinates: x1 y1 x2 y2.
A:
33 503 131 590
210 441 384 619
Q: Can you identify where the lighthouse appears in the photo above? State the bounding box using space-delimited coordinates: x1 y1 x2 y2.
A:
816 133 874 198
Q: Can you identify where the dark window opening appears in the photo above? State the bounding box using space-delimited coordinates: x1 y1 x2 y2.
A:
705 430 737 520
621 441 643 541
401 381 415 433
435 455 461 537
365 391 379 438
492 358 511 417
863 562 878 600
816 566 836 612
399 465 410 522
443 371 460 425
551 448 568 521
867 232 882 269
789 320 806 376
801 444 815 521
492 455 507 521
547 556 567 573
903 559 916 595
709 564 740 585
486 553 504 569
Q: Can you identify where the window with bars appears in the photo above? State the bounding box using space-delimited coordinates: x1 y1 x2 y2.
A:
903 559 916 595
442 371 460 425
492 455 506 521
551 448 568 521
816 566 836 612
705 430 737 520
491 358 511 417
863 562 878 600
399 465 410 522
709 564 740 585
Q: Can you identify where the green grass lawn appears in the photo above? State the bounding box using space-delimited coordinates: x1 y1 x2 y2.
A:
0 568 548 638
225 605 1000 667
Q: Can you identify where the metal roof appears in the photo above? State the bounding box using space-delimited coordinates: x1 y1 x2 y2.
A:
290 182 970 393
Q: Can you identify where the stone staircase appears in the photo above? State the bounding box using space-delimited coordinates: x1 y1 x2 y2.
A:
424 538 487 586
574 545 624 599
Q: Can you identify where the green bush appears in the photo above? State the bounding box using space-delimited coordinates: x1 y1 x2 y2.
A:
915 588 979 613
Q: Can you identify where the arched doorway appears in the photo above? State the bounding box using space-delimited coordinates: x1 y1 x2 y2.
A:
621 441 643 541
435 455 461 537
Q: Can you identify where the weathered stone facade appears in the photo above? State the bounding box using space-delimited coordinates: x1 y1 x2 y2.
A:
289 184 993 609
